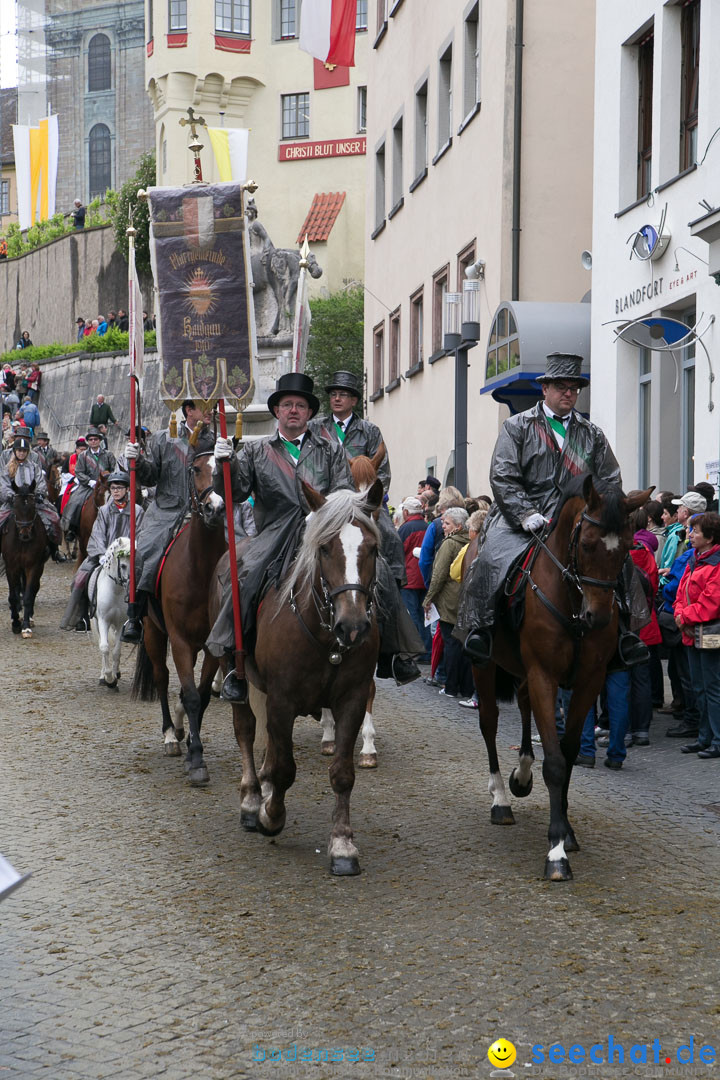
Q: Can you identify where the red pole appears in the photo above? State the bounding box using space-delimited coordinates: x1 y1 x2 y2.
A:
128 377 137 604
218 399 244 669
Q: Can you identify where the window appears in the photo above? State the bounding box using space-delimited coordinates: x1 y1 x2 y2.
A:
356 0 368 31
457 240 476 291
281 92 309 138
169 0 186 30
279 0 297 39
413 80 428 180
0 180 9 215
637 30 653 198
410 288 424 369
89 123 112 198
388 308 400 384
374 141 385 230
431 264 449 355
215 0 250 34
680 0 700 170
486 305 520 379
438 44 453 150
357 86 367 133
373 322 385 393
462 2 480 119
391 117 403 210
638 348 651 488
87 34 111 93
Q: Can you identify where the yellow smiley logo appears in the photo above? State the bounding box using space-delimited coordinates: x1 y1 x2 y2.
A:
488 1039 517 1069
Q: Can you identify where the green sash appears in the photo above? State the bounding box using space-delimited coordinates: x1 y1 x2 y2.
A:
334 420 347 443
281 437 301 461
547 416 566 443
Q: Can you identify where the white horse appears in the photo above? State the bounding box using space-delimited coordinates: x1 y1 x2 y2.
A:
319 678 378 768
91 537 131 690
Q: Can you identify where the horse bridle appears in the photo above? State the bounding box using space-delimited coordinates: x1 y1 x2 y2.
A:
187 453 218 519
12 506 37 542
289 552 377 666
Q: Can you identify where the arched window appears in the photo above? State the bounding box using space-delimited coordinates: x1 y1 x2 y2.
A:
88 34 111 92
89 124 112 197
486 305 520 379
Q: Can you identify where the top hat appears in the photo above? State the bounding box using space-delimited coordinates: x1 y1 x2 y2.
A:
537 353 589 386
86 426 102 439
267 372 320 418
324 370 361 398
34 430 49 441
421 475 441 492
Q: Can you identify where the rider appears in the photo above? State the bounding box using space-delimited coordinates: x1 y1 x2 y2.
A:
62 426 117 543
208 372 423 701
120 399 211 643
60 470 145 632
33 430 59 470
456 353 648 666
0 430 64 561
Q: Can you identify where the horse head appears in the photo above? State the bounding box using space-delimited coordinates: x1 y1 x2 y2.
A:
190 448 225 527
11 482 38 542
570 476 654 630
103 537 131 589
348 443 386 518
297 480 383 649
95 472 111 507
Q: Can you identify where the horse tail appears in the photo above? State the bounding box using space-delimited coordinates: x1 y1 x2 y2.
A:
495 667 518 703
131 639 163 701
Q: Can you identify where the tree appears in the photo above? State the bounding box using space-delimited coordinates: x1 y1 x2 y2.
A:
304 286 365 416
108 151 156 276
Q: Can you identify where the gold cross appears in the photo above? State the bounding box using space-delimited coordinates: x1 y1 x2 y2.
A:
179 106 206 140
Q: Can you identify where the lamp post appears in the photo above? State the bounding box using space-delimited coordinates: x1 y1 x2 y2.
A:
444 280 480 495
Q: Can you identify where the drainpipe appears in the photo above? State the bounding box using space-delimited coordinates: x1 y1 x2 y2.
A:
511 0 524 301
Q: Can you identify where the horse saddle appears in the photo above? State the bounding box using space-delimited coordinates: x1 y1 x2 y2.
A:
500 541 539 632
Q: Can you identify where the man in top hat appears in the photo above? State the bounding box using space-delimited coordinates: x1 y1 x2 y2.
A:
0 430 64 561
310 371 390 492
456 353 647 665
33 430 59 470
62 427 117 542
120 399 211 643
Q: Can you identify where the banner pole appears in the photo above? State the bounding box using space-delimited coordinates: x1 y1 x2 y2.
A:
127 225 138 606
218 398 246 691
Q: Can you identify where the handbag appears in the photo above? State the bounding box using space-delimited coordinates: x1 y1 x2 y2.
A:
694 622 720 649
657 608 682 648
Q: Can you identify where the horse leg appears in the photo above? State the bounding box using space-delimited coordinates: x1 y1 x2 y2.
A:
508 679 535 798
320 708 335 756
232 701 261 830
327 694 367 876
358 679 378 768
8 577 21 633
142 621 179 757
98 613 113 685
257 700 296 837
172 696 187 745
21 570 36 638
170 642 209 787
527 667 571 881
474 663 515 825
110 623 123 686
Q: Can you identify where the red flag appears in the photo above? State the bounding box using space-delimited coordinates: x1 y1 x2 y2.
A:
299 0 356 67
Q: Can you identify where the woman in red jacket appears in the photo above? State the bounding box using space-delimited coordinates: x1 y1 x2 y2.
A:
674 511 720 758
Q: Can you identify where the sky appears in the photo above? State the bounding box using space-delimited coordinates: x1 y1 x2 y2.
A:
0 0 17 89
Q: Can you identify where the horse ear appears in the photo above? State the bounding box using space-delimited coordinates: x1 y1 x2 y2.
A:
301 480 326 512
583 473 599 510
369 441 386 475
625 485 654 513
362 479 384 516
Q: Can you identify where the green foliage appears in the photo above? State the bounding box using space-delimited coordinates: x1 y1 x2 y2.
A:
86 197 106 227
0 203 113 258
109 151 156 276
0 330 156 365
305 287 365 417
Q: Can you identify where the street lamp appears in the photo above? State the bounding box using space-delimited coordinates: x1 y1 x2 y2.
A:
444 280 480 495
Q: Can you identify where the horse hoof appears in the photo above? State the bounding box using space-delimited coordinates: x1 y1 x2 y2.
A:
358 753 377 768
188 765 210 787
544 858 573 882
257 809 286 837
21 628 32 639
164 741 182 757
508 768 533 799
11 623 21 635
320 741 335 756
106 681 119 692
490 805 515 825
240 811 258 831
331 855 361 876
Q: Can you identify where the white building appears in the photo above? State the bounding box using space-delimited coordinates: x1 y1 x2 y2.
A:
591 0 719 495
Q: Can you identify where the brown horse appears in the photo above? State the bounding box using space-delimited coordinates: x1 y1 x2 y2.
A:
472 474 652 881
77 472 110 565
131 448 227 785
40 458 61 510
217 480 383 875
2 481 49 637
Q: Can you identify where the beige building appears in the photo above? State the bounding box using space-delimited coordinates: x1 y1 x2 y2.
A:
0 88 18 227
145 0 369 295
365 0 597 503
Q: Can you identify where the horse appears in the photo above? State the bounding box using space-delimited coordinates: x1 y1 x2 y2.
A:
318 445 386 768
1 481 48 637
77 472 110 565
91 537 131 689
218 480 383 875
132 447 227 783
40 458 61 511
471 474 652 882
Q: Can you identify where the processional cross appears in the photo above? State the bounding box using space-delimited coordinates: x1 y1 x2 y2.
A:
179 106 207 182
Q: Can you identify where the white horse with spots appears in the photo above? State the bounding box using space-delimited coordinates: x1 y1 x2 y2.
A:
91 536 131 689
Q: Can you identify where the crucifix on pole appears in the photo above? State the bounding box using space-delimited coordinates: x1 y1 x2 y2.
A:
179 106 206 182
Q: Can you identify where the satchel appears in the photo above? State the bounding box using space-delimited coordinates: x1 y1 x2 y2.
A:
657 608 682 648
695 622 720 649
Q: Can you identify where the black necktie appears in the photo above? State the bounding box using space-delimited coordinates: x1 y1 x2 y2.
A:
553 414 567 424
293 438 302 448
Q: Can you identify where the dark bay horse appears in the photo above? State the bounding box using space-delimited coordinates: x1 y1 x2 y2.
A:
132 448 226 785
77 472 110 566
2 481 49 637
472 474 652 881
217 480 382 875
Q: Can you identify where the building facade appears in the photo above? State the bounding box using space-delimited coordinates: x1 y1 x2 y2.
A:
364 0 596 503
145 0 369 294
0 88 18 227
591 0 719 495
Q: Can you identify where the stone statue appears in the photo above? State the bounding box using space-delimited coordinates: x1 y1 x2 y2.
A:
246 199 323 339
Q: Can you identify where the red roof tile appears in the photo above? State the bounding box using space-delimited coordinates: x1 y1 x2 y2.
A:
297 191 346 244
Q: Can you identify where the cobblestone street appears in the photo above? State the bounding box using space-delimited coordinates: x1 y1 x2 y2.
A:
2 563 720 1079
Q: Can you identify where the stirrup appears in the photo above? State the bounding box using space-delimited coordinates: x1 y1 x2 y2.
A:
120 617 144 644
463 628 493 666
221 670 249 704
613 632 650 670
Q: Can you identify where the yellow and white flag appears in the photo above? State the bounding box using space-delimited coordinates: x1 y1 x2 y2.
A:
12 115 59 230
207 127 249 183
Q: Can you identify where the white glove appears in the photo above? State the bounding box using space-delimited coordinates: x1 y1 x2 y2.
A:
89 480 97 488
214 436 233 461
523 512 548 533
124 441 139 460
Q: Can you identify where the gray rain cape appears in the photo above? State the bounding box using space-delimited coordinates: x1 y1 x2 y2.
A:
62 446 117 532
455 401 623 636
0 452 62 543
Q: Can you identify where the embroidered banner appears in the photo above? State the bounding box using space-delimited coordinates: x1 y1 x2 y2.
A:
147 182 256 410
